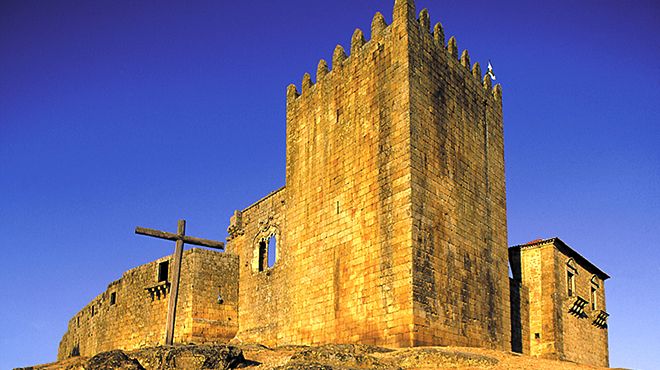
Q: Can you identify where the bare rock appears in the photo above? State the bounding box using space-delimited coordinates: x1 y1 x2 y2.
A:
129 344 253 369
383 347 499 368
283 344 399 369
84 350 144 370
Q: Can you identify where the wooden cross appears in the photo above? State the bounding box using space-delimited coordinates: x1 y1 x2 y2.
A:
135 219 224 345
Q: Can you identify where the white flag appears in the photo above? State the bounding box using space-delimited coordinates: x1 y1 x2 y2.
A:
487 61 497 81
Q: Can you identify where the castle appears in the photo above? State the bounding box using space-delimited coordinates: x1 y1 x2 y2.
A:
57 1 610 367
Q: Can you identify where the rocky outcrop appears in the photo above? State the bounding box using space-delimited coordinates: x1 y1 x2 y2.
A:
278 344 396 369
15 345 251 370
86 350 145 370
17 343 618 370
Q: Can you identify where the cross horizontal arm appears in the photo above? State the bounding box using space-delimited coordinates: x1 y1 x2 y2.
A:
182 235 224 249
135 226 225 250
135 226 178 241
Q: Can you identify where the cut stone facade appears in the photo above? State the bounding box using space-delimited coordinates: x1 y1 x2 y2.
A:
509 238 610 367
57 1 610 367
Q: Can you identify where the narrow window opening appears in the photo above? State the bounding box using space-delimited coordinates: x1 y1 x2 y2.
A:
267 235 277 268
534 333 540 339
566 258 577 297
110 292 116 306
258 241 267 272
336 109 341 123
76 316 80 327
336 201 340 215
591 286 597 310
257 234 277 272
91 306 95 317
158 261 169 282
590 275 599 310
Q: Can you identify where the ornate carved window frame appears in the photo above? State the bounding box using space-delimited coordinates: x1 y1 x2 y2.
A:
252 225 279 272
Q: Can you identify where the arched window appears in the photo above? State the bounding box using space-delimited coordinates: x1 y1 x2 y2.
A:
254 230 278 272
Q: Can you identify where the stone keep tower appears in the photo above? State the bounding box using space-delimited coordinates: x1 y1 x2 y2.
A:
226 0 510 350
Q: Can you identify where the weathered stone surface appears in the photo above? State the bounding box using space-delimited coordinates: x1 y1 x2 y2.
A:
130 345 250 369
384 348 498 368
285 344 396 369
85 350 144 370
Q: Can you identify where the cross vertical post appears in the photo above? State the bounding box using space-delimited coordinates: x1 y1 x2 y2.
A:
135 219 224 346
164 219 185 345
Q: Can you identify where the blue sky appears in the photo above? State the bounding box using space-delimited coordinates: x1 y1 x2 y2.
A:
1 0 658 368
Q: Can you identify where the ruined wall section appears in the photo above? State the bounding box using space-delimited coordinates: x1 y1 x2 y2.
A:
281 1 416 346
225 188 287 346
58 249 238 360
404 4 510 349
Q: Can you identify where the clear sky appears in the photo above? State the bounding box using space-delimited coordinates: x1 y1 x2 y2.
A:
1 0 658 368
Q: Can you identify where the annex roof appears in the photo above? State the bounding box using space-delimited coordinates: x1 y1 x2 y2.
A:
510 237 610 280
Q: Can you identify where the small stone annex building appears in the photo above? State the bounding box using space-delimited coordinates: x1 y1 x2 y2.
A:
58 0 611 367
509 238 610 366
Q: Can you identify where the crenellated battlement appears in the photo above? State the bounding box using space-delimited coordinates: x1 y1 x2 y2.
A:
285 10 393 103
286 0 502 107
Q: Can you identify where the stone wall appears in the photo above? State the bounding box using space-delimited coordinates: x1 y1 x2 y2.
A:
509 277 530 354
512 244 557 358
556 247 609 367
404 2 511 350
58 249 238 360
229 1 416 347
282 0 416 347
188 250 240 343
225 188 287 346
